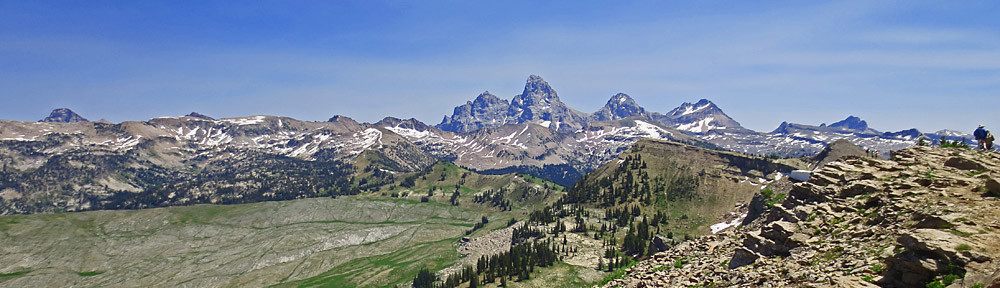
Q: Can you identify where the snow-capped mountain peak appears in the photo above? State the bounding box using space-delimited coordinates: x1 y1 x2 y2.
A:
655 99 747 135
668 99 716 118
591 93 648 121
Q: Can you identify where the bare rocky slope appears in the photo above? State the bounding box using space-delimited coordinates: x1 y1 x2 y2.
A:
605 146 1000 288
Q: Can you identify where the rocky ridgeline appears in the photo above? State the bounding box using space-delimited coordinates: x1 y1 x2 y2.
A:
606 146 1000 288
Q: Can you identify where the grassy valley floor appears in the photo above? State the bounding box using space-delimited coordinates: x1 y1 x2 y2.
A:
0 197 509 288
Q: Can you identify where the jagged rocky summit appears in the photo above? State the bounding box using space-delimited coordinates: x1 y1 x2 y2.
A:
508 75 587 132
606 146 1000 288
436 76 748 135
39 108 88 123
437 75 588 133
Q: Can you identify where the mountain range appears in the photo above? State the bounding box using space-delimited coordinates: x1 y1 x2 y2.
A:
429 75 969 173
0 75 973 214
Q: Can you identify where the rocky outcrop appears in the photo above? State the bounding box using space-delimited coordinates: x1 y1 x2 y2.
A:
606 146 1000 287
812 139 869 168
986 178 1000 196
945 157 987 171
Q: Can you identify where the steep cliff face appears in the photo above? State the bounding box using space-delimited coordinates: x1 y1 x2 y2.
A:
607 146 1000 288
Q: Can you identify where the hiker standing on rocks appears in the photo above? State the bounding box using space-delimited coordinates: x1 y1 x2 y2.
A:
986 130 995 151
975 125 988 150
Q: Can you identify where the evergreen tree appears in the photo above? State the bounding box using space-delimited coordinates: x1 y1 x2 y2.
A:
450 189 460 205
412 268 436 288
469 272 479 288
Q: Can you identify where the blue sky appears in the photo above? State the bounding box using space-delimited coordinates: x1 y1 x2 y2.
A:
1 1 998 133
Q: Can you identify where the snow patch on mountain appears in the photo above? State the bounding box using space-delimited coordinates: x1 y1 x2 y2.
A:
115 136 143 150
676 117 725 133
711 213 746 234
222 116 266 126
384 126 434 139
354 128 383 151
680 103 712 116
634 120 671 138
